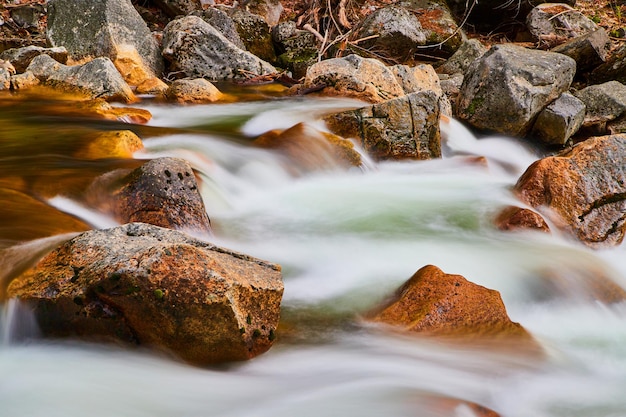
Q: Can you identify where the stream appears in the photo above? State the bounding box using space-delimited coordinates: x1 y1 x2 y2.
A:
1 93 625 417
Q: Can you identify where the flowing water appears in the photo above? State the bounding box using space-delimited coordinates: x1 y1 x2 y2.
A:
1 93 626 417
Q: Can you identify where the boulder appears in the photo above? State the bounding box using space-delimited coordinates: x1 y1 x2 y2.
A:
530 92 586 146
347 5 426 63
193 8 246 50
494 206 550 234
436 39 487 76
0 46 68 74
273 21 319 79
7 222 284 365
46 0 163 86
324 91 441 161
550 29 610 73
574 81 626 134
591 43 626 85
391 63 451 116
90 157 212 235
26 55 136 103
254 123 362 170
456 44 576 137
166 78 224 103
8 3 44 29
398 0 464 57
301 54 405 103
152 0 203 17
367 265 534 341
527 3 599 48
228 9 277 64
161 15 277 81
515 134 626 247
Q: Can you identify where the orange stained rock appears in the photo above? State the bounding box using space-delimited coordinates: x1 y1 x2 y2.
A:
369 265 533 341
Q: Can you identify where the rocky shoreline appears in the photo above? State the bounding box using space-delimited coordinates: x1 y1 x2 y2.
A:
1 0 626 372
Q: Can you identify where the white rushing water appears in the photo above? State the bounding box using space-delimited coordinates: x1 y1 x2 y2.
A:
2 98 626 417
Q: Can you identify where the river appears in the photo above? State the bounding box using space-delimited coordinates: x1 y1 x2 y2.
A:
1 92 625 417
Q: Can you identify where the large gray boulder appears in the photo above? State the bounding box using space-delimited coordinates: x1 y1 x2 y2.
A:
348 5 425 63
456 44 576 136
46 0 163 86
324 91 441 161
527 3 599 47
530 92 586 146
574 81 626 134
7 223 284 365
162 15 276 81
26 55 135 102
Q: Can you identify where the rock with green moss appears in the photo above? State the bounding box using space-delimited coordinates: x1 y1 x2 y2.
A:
456 44 575 136
7 222 284 365
162 15 276 81
228 9 277 65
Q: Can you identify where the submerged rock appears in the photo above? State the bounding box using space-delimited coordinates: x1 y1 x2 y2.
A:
515 134 626 247
494 206 550 234
26 55 135 103
254 123 362 170
325 91 441 161
7 223 284 365
368 265 534 341
74 130 144 160
456 44 576 137
46 0 163 86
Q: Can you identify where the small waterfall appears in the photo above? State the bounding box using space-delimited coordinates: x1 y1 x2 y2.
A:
0 299 40 345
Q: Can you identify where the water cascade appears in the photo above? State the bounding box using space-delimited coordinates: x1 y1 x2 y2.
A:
1 97 625 417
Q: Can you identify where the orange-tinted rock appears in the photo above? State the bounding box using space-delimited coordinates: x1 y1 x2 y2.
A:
7 223 283 365
166 78 224 104
135 77 169 96
99 158 212 235
495 206 550 233
254 123 362 170
369 265 533 341
515 134 626 247
74 130 144 160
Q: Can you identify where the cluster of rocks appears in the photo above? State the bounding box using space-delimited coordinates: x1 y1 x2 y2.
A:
2 0 626 372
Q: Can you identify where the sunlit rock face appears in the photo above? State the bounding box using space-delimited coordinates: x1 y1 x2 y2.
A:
515 134 626 248
46 0 163 86
367 265 534 342
8 223 284 365
26 55 136 103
